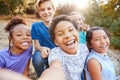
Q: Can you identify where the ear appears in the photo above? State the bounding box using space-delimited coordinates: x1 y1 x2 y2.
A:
8 37 13 46
86 42 92 48
54 39 58 46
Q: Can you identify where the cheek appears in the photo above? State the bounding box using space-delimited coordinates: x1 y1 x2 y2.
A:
39 11 43 17
54 37 62 46
90 41 97 48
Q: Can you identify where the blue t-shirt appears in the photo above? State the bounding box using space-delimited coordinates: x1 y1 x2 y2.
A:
31 22 56 49
79 31 86 44
0 45 32 74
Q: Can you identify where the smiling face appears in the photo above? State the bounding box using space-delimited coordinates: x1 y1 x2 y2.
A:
38 1 55 23
11 24 32 53
90 30 110 53
54 21 79 54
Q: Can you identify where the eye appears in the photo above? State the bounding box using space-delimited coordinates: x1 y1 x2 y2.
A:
95 38 99 41
48 7 52 10
16 33 22 36
69 28 74 32
104 36 108 39
40 8 45 11
27 33 31 36
57 32 63 36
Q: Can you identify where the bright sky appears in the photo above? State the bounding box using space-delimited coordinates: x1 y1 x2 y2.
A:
52 0 89 9
52 0 108 9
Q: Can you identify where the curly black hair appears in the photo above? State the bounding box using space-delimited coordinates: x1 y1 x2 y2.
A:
4 16 26 49
49 14 78 42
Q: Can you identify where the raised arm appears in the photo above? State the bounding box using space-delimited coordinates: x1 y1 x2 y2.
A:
37 59 66 80
0 69 32 80
34 40 50 58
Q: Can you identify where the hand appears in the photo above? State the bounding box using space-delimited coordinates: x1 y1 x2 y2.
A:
40 47 50 58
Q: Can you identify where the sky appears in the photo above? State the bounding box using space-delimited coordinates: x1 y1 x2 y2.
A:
52 0 89 9
52 0 108 9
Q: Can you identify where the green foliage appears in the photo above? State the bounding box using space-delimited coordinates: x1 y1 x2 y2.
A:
0 1 10 15
84 0 120 50
24 3 36 14
110 36 120 49
103 0 120 19
109 18 120 49
0 0 29 15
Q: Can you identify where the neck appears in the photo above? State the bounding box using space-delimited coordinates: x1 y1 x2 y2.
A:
43 21 51 28
10 47 23 55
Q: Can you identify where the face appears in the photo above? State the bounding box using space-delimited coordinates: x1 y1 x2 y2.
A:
54 21 79 54
11 24 32 52
73 14 84 30
38 1 55 22
90 30 110 53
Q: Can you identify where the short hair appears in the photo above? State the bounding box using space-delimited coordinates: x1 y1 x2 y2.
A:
70 12 85 21
49 14 78 42
5 17 26 32
36 0 55 11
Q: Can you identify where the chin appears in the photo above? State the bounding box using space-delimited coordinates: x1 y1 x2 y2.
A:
22 46 30 50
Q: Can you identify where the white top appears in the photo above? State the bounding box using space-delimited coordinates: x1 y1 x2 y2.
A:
49 44 89 80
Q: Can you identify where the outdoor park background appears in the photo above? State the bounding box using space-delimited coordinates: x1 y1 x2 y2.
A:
0 0 120 80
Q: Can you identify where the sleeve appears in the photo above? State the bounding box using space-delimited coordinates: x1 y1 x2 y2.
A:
0 56 5 68
48 48 62 65
31 22 38 40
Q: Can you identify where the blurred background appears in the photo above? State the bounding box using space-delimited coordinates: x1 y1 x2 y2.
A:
0 0 120 80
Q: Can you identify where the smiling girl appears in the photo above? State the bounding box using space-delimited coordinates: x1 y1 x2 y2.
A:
84 26 116 80
38 15 89 80
0 17 32 76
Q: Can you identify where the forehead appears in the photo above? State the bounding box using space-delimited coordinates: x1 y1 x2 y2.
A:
13 24 29 32
39 1 54 9
92 30 106 37
55 21 74 32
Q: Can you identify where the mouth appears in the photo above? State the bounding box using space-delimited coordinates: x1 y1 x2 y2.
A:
100 45 109 50
21 41 30 46
65 39 77 49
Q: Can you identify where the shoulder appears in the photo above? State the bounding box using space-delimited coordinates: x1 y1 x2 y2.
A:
23 45 33 55
79 44 89 53
31 22 43 27
50 47 62 56
86 51 102 65
87 58 101 74
79 44 87 48
51 47 60 52
49 47 62 63
0 48 9 55
0 48 9 60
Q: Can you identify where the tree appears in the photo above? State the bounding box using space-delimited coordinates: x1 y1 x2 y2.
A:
83 0 120 49
0 0 29 15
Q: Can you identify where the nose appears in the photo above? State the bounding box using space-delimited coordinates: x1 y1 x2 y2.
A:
44 9 49 14
22 35 29 40
101 38 106 44
64 32 72 39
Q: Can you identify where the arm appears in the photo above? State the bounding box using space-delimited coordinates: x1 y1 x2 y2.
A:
87 58 102 80
24 60 30 76
37 59 66 80
34 40 50 58
0 69 32 80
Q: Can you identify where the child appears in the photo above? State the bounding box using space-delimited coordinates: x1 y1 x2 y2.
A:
0 69 32 80
70 12 90 44
31 0 56 77
85 26 116 80
38 15 89 80
0 17 32 76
